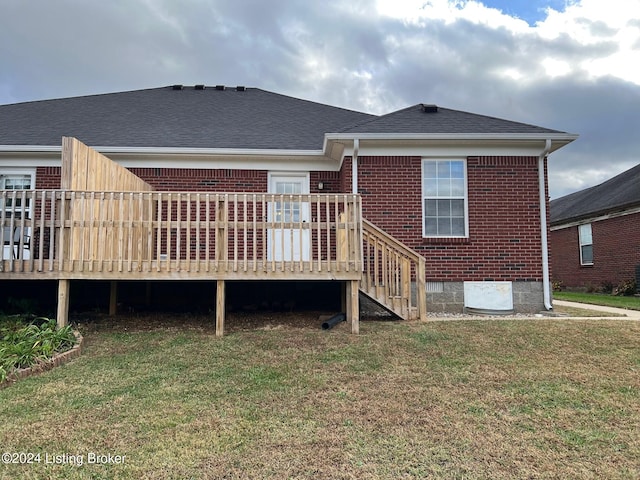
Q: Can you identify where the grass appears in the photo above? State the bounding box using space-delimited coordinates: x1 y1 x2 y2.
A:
554 291 640 311
0 315 639 479
552 304 622 317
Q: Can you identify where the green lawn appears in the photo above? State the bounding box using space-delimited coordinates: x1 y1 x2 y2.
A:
1 315 639 479
554 291 640 311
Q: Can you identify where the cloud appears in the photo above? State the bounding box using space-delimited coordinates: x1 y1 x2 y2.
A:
0 0 639 198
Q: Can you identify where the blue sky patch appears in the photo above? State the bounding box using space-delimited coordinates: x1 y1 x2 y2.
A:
479 0 569 25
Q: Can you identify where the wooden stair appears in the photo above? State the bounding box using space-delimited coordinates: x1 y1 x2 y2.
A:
360 219 427 321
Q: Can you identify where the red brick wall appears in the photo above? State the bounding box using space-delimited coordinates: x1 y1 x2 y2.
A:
35 167 62 189
131 168 267 191
310 171 342 193
39 166 348 194
550 212 640 289
36 156 549 283
356 155 545 282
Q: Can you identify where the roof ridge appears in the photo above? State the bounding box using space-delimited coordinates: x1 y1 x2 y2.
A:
0 86 171 108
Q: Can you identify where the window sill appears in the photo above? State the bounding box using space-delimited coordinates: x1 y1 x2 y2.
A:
421 237 470 245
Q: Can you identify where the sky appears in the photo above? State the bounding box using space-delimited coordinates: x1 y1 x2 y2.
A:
1 0 638 199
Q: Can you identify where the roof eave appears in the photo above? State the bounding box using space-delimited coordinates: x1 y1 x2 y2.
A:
0 144 325 157
551 202 640 228
324 132 578 155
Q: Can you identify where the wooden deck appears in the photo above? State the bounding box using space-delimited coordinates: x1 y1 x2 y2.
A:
1 138 426 335
1 189 365 334
1 190 363 281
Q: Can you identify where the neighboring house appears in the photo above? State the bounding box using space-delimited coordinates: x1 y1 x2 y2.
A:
550 163 640 291
0 85 577 330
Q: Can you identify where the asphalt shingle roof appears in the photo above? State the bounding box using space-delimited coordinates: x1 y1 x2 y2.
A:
0 86 571 150
0 86 375 150
343 104 566 135
550 163 640 224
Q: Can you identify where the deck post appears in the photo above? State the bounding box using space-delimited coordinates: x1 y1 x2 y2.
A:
56 279 70 328
109 281 118 316
346 279 359 334
216 280 225 337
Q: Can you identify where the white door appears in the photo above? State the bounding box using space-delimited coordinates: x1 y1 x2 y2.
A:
268 174 310 261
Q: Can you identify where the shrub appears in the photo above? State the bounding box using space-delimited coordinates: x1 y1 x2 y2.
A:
601 280 614 294
0 316 76 383
612 279 637 296
552 280 564 292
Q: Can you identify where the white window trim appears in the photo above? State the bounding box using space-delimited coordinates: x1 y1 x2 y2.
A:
0 169 36 186
267 171 310 194
578 223 593 266
421 158 469 238
0 168 36 217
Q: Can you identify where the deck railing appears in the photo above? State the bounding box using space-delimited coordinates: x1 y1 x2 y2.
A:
1 190 363 280
361 219 427 321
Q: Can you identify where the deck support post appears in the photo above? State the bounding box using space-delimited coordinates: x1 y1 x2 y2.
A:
56 279 70 328
216 280 225 337
109 281 118 316
346 280 359 334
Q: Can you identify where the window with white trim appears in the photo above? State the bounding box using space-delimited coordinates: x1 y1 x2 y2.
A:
1 173 34 218
578 223 593 265
422 159 467 237
1 171 34 260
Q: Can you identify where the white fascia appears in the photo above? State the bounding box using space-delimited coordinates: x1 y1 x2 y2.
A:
325 132 578 157
0 145 339 171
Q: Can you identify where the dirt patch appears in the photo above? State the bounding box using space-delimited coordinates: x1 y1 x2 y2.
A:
71 310 363 334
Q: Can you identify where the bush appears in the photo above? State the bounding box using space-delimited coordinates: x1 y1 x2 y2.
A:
552 280 564 292
0 316 76 383
612 279 637 296
601 280 614 294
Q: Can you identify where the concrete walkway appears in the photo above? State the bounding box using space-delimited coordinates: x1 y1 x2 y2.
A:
552 300 640 320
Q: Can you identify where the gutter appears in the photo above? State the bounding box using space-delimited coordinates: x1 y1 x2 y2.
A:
538 139 553 310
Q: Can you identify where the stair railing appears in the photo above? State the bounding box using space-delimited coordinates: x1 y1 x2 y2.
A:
361 219 427 321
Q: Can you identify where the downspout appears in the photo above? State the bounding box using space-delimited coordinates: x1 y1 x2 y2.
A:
352 138 359 194
538 139 553 310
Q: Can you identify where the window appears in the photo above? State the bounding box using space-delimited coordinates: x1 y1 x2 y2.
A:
578 223 593 265
422 159 467 237
1 172 34 260
1 173 34 218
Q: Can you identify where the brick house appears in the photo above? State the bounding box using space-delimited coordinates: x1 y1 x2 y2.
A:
550 163 640 292
0 85 577 329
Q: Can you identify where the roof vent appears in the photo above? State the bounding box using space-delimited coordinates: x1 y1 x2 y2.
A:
421 104 438 113
236 86 246 92
194 84 205 90
171 84 184 90
215 85 225 91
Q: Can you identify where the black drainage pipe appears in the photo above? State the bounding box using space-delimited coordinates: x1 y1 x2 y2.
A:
321 313 346 330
